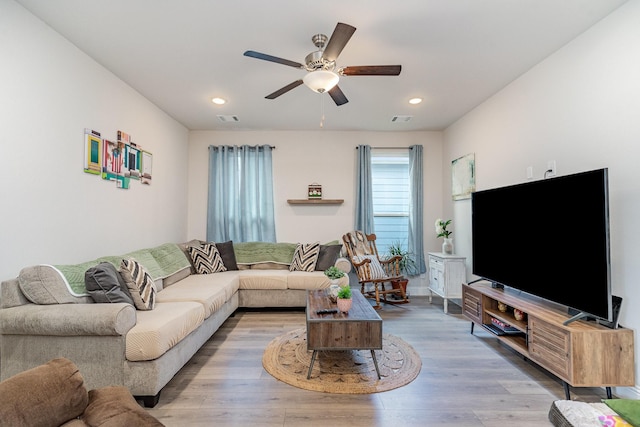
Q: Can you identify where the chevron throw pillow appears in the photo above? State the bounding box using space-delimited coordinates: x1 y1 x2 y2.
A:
188 243 227 274
289 242 320 272
119 259 157 310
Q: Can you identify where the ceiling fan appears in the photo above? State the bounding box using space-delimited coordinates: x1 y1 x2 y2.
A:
243 22 402 106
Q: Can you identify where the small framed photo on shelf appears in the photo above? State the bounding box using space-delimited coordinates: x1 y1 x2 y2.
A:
308 183 322 199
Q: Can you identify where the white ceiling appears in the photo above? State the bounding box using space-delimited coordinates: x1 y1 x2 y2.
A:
16 0 628 132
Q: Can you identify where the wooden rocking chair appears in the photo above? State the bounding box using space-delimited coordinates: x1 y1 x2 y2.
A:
342 231 410 309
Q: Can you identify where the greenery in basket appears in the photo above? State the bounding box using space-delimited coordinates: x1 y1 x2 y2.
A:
387 241 418 276
324 266 345 280
336 285 352 299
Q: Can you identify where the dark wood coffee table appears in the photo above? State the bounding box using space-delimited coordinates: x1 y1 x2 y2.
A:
306 288 383 379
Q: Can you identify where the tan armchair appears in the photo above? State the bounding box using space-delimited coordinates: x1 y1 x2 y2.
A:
342 231 409 309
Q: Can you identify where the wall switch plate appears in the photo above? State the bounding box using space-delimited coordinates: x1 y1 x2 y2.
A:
527 166 533 180
546 160 557 177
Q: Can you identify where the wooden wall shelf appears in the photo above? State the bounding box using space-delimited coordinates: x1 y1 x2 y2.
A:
287 199 344 205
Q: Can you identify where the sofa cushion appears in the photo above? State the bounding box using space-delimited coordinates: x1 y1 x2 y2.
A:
82 386 164 426
314 244 343 271
188 243 227 274
126 301 205 361
120 259 157 310
157 272 239 318
0 357 88 427
215 240 239 271
250 262 289 270
287 271 334 290
238 270 288 290
289 242 320 272
85 262 135 305
18 265 92 305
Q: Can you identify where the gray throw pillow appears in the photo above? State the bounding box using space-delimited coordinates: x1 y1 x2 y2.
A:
214 240 239 271
315 244 343 271
85 262 135 305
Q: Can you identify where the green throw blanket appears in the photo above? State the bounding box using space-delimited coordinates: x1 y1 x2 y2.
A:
233 242 297 265
54 243 190 295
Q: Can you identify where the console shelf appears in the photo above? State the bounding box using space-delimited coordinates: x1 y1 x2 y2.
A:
462 282 635 399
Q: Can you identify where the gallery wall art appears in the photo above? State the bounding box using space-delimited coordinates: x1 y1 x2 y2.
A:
84 128 153 189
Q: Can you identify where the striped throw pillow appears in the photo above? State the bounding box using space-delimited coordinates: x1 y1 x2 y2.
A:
289 242 320 272
119 259 157 310
353 255 387 280
188 243 227 274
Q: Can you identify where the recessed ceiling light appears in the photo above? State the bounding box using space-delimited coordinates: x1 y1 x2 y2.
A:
211 97 226 105
408 98 422 105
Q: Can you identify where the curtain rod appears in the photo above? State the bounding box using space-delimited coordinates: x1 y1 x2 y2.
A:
209 145 275 149
355 146 413 149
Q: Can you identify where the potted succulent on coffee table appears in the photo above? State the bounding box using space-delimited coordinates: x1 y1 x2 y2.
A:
336 285 352 313
324 266 346 301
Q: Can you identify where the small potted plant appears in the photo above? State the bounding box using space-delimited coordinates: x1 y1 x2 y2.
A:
336 285 352 313
324 266 345 282
325 266 346 301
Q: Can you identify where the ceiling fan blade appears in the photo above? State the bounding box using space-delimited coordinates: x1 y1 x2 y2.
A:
341 65 402 76
328 85 349 106
322 23 356 62
243 50 304 69
265 80 304 99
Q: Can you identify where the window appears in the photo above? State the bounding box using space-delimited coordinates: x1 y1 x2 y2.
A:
371 149 410 255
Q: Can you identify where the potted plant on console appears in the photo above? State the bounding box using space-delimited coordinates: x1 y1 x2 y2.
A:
336 285 352 313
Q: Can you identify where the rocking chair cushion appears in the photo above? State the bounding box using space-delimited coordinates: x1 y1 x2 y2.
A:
353 255 387 280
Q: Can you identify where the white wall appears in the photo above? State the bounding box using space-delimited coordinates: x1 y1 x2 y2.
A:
188 130 443 294
0 0 189 279
444 0 640 396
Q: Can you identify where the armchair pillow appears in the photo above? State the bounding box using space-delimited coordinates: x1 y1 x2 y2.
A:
0 357 88 427
353 255 387 279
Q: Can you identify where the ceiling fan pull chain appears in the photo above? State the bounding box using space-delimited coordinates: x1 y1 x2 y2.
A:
320 94 325 128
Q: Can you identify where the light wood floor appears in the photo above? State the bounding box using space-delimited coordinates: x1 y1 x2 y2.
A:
146 296 607 426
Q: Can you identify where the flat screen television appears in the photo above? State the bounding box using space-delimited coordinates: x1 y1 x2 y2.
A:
471 168 612 323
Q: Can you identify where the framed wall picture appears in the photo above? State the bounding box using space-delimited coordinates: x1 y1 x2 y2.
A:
83 129 101 175
141 150 152 185
451 153 475 200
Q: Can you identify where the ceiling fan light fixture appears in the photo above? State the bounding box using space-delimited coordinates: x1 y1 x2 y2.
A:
303 70 339 93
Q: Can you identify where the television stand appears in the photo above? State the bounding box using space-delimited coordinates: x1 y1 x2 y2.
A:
462 283 635 399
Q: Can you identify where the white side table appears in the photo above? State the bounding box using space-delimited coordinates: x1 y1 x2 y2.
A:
428 252 466 313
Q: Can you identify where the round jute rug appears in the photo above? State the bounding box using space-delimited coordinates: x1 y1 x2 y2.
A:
262 328 421 393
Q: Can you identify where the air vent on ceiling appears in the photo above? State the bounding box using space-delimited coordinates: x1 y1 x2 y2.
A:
217 115 240 122
391 115 413 122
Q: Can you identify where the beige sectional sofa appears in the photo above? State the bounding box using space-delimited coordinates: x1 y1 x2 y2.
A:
0 240 348 407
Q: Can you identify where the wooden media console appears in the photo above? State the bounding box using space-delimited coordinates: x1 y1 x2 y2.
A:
462 282 635 399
